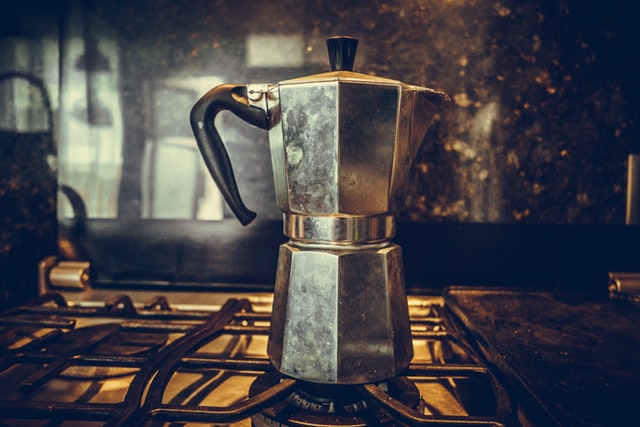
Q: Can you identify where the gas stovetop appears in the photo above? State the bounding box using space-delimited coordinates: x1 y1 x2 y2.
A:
0 290 514 427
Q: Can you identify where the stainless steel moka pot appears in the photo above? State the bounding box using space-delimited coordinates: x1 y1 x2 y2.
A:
191 36 448 384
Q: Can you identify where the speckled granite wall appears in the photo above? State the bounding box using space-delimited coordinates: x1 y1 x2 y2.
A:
395 0 638 224
1 0 639 306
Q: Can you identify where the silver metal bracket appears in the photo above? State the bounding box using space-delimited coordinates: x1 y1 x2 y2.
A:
246 83 271 113
39 256 91 294
608 271 640 304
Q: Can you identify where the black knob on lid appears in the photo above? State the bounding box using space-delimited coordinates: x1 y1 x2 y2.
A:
327 36 358 71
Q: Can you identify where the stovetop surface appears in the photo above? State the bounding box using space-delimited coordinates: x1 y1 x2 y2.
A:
445 286 640 427
0 289 514 427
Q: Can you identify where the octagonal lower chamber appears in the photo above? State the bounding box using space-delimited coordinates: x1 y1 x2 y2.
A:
267 241 413 384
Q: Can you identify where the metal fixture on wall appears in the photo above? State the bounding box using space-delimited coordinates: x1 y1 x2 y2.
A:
626 153 640 224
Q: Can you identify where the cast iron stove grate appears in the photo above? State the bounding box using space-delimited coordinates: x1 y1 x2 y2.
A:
0 292 511 426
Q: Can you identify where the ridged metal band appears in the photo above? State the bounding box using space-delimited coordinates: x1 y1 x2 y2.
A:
284 213 395 243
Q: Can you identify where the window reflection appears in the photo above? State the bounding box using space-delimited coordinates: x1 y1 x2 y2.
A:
58 2 122 219
140 79 225 220
55 3 287 221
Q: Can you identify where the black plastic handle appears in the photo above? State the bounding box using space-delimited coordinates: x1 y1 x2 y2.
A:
190 84 268 225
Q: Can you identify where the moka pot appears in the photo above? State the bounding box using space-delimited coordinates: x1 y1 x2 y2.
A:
190 36 448 384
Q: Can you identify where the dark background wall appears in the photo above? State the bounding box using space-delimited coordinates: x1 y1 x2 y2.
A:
2 0 640 309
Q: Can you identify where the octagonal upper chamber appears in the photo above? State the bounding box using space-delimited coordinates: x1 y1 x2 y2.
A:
264 71 443 217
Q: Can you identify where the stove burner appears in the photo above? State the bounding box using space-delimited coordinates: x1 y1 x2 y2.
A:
249 372 420 426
